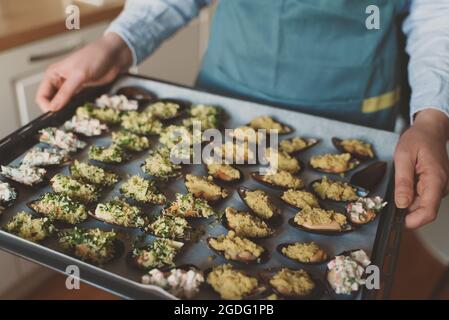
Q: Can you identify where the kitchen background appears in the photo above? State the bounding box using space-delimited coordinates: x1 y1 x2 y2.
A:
0 0 448 299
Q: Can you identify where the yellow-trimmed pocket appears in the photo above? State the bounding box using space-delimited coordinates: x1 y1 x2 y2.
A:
362 87 401 113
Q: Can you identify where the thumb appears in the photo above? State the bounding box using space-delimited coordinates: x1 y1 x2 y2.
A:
394 149 416 208
50 72 85 111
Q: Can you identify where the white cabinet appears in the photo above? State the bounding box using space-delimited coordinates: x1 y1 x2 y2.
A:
0 22 110 135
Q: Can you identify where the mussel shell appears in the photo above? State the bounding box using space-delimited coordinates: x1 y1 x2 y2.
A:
309 178 369 204
140 162 184 181
280 137 321 154
26 199 91 228
288 217 354 235
279 191 322 212
203 163 244 185
221 212 275 239
87 210 149 231
88 150 133 166
346 205 379 226
68 162 120 188
115 86 158 107
0 174 49 190
184 176 231 204
59 232 125 265
250 171 304 191
20 152 72 169
308 157 361 175
126 245 182 272
324 249 369 300
206 236 270 265
276 243 330 266
245 119 294 136
350 161 387 192
0 182 18 208
203 266 267 300
142 221 191 242
331 137 376 161
237 186 282 226
145 98 190 121
259 268 325 300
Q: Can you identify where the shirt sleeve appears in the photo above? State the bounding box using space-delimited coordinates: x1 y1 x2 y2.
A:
403 0 449 123
106 0 211 66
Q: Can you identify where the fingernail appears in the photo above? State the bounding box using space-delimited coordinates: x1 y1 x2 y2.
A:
396 196 409 208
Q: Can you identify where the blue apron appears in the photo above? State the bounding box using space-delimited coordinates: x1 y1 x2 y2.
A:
197 0 408 131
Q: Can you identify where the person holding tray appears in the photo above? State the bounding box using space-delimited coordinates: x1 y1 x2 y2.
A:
36 0 449 229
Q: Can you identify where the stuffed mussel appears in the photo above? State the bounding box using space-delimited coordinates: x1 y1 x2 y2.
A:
58 227 124 265
277 242 328 265
70 160 119 187
28 193 89 225
326 249 371 298
223 207 274 239
332 138 375 160
237 187 281 222
207 230 269 264
50 174 99 203
311 176 368 203
130 238 184 271
346 196 387 225
206 264 266 300
309 153 360 174
251 170 304 190
289 207 353 234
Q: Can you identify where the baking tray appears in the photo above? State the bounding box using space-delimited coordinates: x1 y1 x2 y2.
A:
0 74 404 300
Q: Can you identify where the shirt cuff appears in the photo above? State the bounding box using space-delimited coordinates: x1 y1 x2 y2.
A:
409 73 449 124
104 26 138 67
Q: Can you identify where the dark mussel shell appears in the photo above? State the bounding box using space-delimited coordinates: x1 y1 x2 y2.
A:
279 190 321 212
0 181 18 208
350 161 387 192
309 178 369 204
203 266 267 300
59 231 125 266
68 162 120 188
87 210 149 231
331 137 376 161
276 243 330 266
127 241 184 272
142 220 191 242
221 212 275 239
237 186 282 226
260 267 325 300
26 199 90 228
246 117 294 136
308 156 360 175
184 176 231 204
324 249 370 300
345 200 382 226
20 149 73 169
0 173 49 190
206 236 270 265
250 171 304 191
279 137 321 154
115 86 158 107
140 161 184 181
203 163 244 185
145 98 190 121
287 217 354 235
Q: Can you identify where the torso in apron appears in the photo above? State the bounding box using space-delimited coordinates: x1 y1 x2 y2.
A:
197 0 408 131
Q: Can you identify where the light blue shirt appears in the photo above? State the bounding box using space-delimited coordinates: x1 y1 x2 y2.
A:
106 0 449 123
